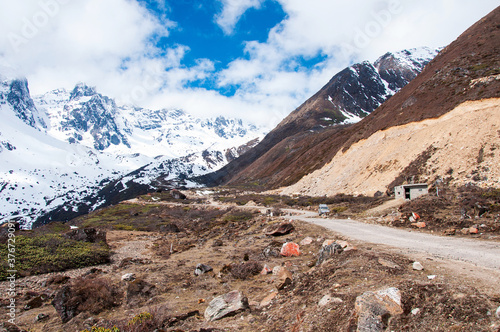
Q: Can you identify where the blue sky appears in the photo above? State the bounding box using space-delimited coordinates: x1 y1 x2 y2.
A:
0 0 498 127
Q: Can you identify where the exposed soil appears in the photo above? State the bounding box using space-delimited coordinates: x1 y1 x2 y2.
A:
1 200 500 332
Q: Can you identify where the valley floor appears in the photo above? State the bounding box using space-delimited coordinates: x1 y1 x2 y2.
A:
2 195 500 331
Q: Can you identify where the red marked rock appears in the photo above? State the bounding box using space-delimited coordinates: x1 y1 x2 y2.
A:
411 221 426 228
280 242 300 257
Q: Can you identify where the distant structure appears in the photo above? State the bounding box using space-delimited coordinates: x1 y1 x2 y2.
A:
394 184 428 200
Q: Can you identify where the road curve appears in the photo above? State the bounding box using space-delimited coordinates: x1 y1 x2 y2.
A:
123 199 500 271
287 210 500 271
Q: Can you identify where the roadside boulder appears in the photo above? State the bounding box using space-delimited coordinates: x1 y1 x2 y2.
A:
300 237 314 246
412 262 424 271
194 264 213 276
266 223 295 236
355 287 403 332
316 243 343 266
280 242 300 257
204 290 249 321
121 273 136 281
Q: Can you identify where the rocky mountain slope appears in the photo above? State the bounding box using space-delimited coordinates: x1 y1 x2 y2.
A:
198 47 438 188
277 6 500 196
203 7 499 193
0 76 264 228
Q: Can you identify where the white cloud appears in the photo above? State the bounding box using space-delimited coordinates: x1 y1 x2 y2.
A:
0 0 498 129
215 0 265 34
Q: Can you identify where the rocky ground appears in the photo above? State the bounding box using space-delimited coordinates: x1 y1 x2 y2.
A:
360 186 500 241
1 194 500 332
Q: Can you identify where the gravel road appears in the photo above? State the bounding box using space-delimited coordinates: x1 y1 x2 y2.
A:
288 210 500 270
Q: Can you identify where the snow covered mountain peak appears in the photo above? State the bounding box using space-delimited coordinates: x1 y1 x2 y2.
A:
1 77 266 228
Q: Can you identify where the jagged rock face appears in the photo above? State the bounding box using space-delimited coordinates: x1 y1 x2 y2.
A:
60 84 129 150
1 78 45 129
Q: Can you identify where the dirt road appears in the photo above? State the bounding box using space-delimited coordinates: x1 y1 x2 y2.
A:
126 199 500 271
287 209 500 271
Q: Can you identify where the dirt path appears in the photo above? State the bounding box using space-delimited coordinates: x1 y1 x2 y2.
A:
125 199 500 271
286 209 500 270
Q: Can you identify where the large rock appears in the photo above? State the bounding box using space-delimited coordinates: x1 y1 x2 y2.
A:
355 287 403 332
204 290 249 321
266 223 295 236
280 242 300 257
51 286 77 324
316 243 343 265
63 228 106 244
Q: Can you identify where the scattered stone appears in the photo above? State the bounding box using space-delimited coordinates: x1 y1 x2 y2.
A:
316 243 343 266
24 295 45 310
443 228 456 236
260 292 278 307
34 313 50 323
260 264 272 275
212 239 224 247
121 273 136 281
300 237 314 246
280 242 300 257
496 306 500 319
469 227 479 234
276 267 293 290
411 221 426 228
412 262 424 271
355 287 403 332
427 275 437 280
204 290 249 322
318 295 332 307
378 258 400 269
322 239 336 247
318 295 343 307
266 223 295 236
195 263 213 276
63 228 107 243
262 246 281 258
411 308 421 316
461 228 470 235
272 265 283 276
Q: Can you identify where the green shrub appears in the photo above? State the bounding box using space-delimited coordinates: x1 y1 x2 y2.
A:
0 234 110 280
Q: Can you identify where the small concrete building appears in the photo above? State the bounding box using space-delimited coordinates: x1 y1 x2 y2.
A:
394 184 428 200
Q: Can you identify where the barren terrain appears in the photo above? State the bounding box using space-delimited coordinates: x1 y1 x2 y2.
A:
2 195 500 332
279 98 500 197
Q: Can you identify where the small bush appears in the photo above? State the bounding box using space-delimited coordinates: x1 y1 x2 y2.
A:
223 211 254 223
231 261 263 280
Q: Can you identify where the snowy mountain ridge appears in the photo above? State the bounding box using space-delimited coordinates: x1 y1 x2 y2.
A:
1 77 265 229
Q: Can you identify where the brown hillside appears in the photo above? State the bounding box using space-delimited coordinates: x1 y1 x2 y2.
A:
201 6 500 190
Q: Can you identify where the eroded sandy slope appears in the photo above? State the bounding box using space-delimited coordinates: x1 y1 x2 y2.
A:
279 98 500 196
